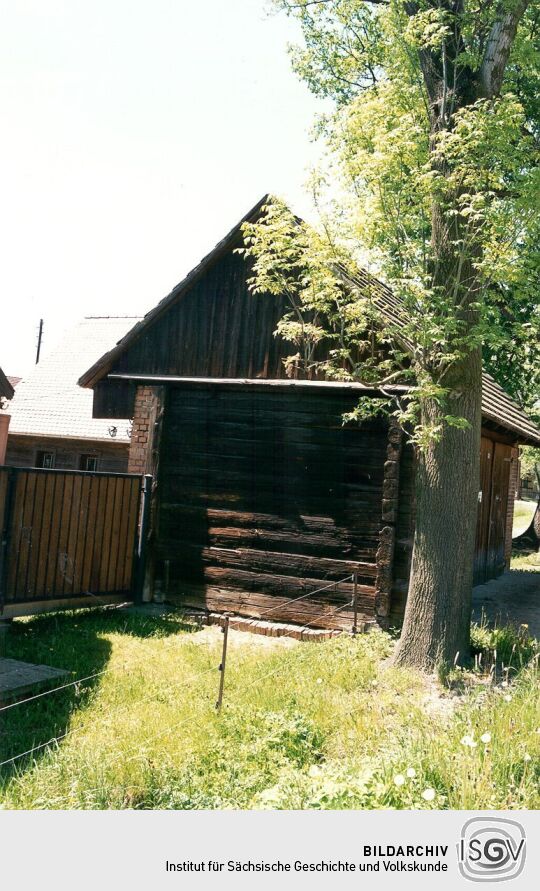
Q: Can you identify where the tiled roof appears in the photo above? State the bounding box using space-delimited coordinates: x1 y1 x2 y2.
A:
78 195 540 447
2 317 142 442
7 376 21 388
481 373 540 447
343 270 540 447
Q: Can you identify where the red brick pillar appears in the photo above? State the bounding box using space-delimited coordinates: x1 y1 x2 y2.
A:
128 386 165 602
128 387 162 475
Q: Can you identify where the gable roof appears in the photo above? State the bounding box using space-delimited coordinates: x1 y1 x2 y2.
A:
481 373 540 446
0 368 14 401
78 195 540 448
78 195 270 389
2 317 142 442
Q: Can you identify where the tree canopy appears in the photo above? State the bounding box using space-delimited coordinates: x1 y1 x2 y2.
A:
241 0 539 669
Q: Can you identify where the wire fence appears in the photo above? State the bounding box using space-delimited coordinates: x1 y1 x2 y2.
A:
0 572 362 770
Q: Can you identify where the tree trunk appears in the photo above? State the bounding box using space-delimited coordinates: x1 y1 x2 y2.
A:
394 351 483 671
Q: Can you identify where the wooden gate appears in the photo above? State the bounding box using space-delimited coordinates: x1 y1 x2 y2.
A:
0 467 145 617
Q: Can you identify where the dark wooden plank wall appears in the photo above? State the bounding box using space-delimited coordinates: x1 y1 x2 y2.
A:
156 385 386 628
474 436 494 584
0 468 141 609
113 251 295 381
5 435 129 473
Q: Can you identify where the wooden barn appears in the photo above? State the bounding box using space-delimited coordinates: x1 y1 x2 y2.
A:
79 197 540 629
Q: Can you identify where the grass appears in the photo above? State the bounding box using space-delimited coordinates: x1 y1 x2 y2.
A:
511 547 540 572
0 607 539 810
512 501 537 537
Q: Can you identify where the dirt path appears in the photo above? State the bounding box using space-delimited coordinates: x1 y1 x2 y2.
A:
472 570 540 639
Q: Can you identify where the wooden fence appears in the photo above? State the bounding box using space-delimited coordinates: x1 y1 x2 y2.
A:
0 467 147 617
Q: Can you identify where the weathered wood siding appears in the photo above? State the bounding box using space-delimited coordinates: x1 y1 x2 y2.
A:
114 251 294 381
155 385 386 628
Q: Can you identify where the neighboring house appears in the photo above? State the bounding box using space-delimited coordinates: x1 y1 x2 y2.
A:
2 317 141 473
79 197 540 629
0 368 15 464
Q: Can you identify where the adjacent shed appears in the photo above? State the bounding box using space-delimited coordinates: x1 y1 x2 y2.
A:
79 197 540 628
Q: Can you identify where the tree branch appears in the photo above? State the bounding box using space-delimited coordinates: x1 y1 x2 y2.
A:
479 0 531 98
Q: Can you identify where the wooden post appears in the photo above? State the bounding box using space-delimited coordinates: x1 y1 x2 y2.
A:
216 615 230 711
352 571 358 636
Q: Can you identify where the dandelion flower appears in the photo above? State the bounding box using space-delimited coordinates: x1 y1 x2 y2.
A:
504 694 512 702
316 678 323 685
461 734 476 748
524 753 531 762
406 768 416 778
422 788 436 801
394 774 405 787
480 732 491 744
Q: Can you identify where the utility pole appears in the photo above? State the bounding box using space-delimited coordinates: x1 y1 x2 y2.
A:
35 319 44 365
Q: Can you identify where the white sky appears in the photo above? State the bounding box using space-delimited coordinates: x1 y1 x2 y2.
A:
0 0 323 376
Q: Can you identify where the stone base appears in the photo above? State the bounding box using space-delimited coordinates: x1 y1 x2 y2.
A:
0 657 69 704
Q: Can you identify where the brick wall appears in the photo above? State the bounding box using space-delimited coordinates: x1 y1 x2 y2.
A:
128 386 161 475
505 446 519 568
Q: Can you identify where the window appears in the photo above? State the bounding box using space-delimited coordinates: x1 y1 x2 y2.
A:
79 454 99 472
35 450 55 469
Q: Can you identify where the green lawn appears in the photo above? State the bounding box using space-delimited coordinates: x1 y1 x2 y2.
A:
513 500 537 537
1 608 538 810
511 548 540 571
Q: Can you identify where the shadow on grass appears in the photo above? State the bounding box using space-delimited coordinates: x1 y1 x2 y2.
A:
0 605 197 783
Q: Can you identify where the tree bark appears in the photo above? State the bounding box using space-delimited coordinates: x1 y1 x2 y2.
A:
394 352 482 670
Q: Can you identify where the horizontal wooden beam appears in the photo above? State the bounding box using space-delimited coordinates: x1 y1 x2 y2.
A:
108 373 408 394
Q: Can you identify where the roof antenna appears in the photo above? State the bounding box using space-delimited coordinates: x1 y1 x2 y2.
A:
35 318 44 364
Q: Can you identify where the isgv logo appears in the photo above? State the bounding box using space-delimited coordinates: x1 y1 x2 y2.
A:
458 817 526 882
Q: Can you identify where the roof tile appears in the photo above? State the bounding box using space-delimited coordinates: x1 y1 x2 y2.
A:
2 317 141 442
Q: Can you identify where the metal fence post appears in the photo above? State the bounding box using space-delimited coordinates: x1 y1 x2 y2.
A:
352 571 359 636
0 468 16 615
216 615 230 711
134 474 153 605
